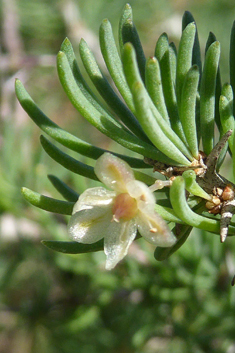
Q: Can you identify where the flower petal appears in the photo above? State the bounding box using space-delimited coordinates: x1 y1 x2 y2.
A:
68 205 112 244
126 180 156 206
104 219 137 270
137 207 176 247
94 153 135 193
72 187 116 214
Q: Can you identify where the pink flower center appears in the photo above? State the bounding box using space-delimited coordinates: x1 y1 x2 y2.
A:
112 193 138 222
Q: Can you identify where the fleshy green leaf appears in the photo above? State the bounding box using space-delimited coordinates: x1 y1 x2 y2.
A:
60 37 110 115
133 170 156 186
155 199 206 261
154 224 192 261
22 187 74 215
145 57 170 123
119 3 146 82
182 170 211 200
205 32 222 134
42 239 104 254
200 41 220 155
180 65 199 158
154 204 184 224
15 79 147 169
79 38 148 141
47 175 79 202
219 84 234 151
182 11 202 74
57 50 170 161
176 22 196 109
169 42 177 84
132 81 192 166
170 176 235 234
155 34 186 143
43 137 155 186
122 42 193 164
40 135 98 180
230 21 235 118
99 18 135 113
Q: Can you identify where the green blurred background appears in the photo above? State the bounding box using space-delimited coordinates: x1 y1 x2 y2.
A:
1 0 235 352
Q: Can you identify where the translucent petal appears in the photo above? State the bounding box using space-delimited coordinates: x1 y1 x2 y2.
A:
68 206 112 243
126 180 155 206
72 187 116 214
137 207 176 247
94 153 135 193
104 219 137 270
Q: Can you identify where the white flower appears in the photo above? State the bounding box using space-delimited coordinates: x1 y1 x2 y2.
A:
68 153 176 269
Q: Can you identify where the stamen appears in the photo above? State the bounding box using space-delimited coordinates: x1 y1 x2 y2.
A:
149 180 172 192
111 214 120 223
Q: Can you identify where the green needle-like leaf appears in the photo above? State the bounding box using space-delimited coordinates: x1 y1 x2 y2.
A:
195 94 201 144
205 32 222 133
182 170 211 200
155 34 186 143
60 38 114 116
119 3 132 50
176 22 196 110
219 84 234 151
154 225 192 261
42 239 104 254
79 38 148 141
58 48 122 126
57 51 170 161
132 82 191 166
40 135 98 180
43 137 156 185
169 42 177 83
170 176 235 234
15 79 104 157
133 170 156 186
145 57 170 123
99 18 135 113
123 43 193 164
180 65 199 158
182 11 202 74
222 82 234 102
119 3 146 82
155 199 206 261
154 204 184 224
15 79 147 169
47 175 79 202
200 41 221 155
22 187 74 215
155 32 169 60
230 21 235 118
232 134 235 181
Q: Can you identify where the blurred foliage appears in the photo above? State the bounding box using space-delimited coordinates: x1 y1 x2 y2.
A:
1 0 235 352
1 232 235 353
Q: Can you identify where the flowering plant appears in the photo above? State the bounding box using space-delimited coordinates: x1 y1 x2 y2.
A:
16 4 235 270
